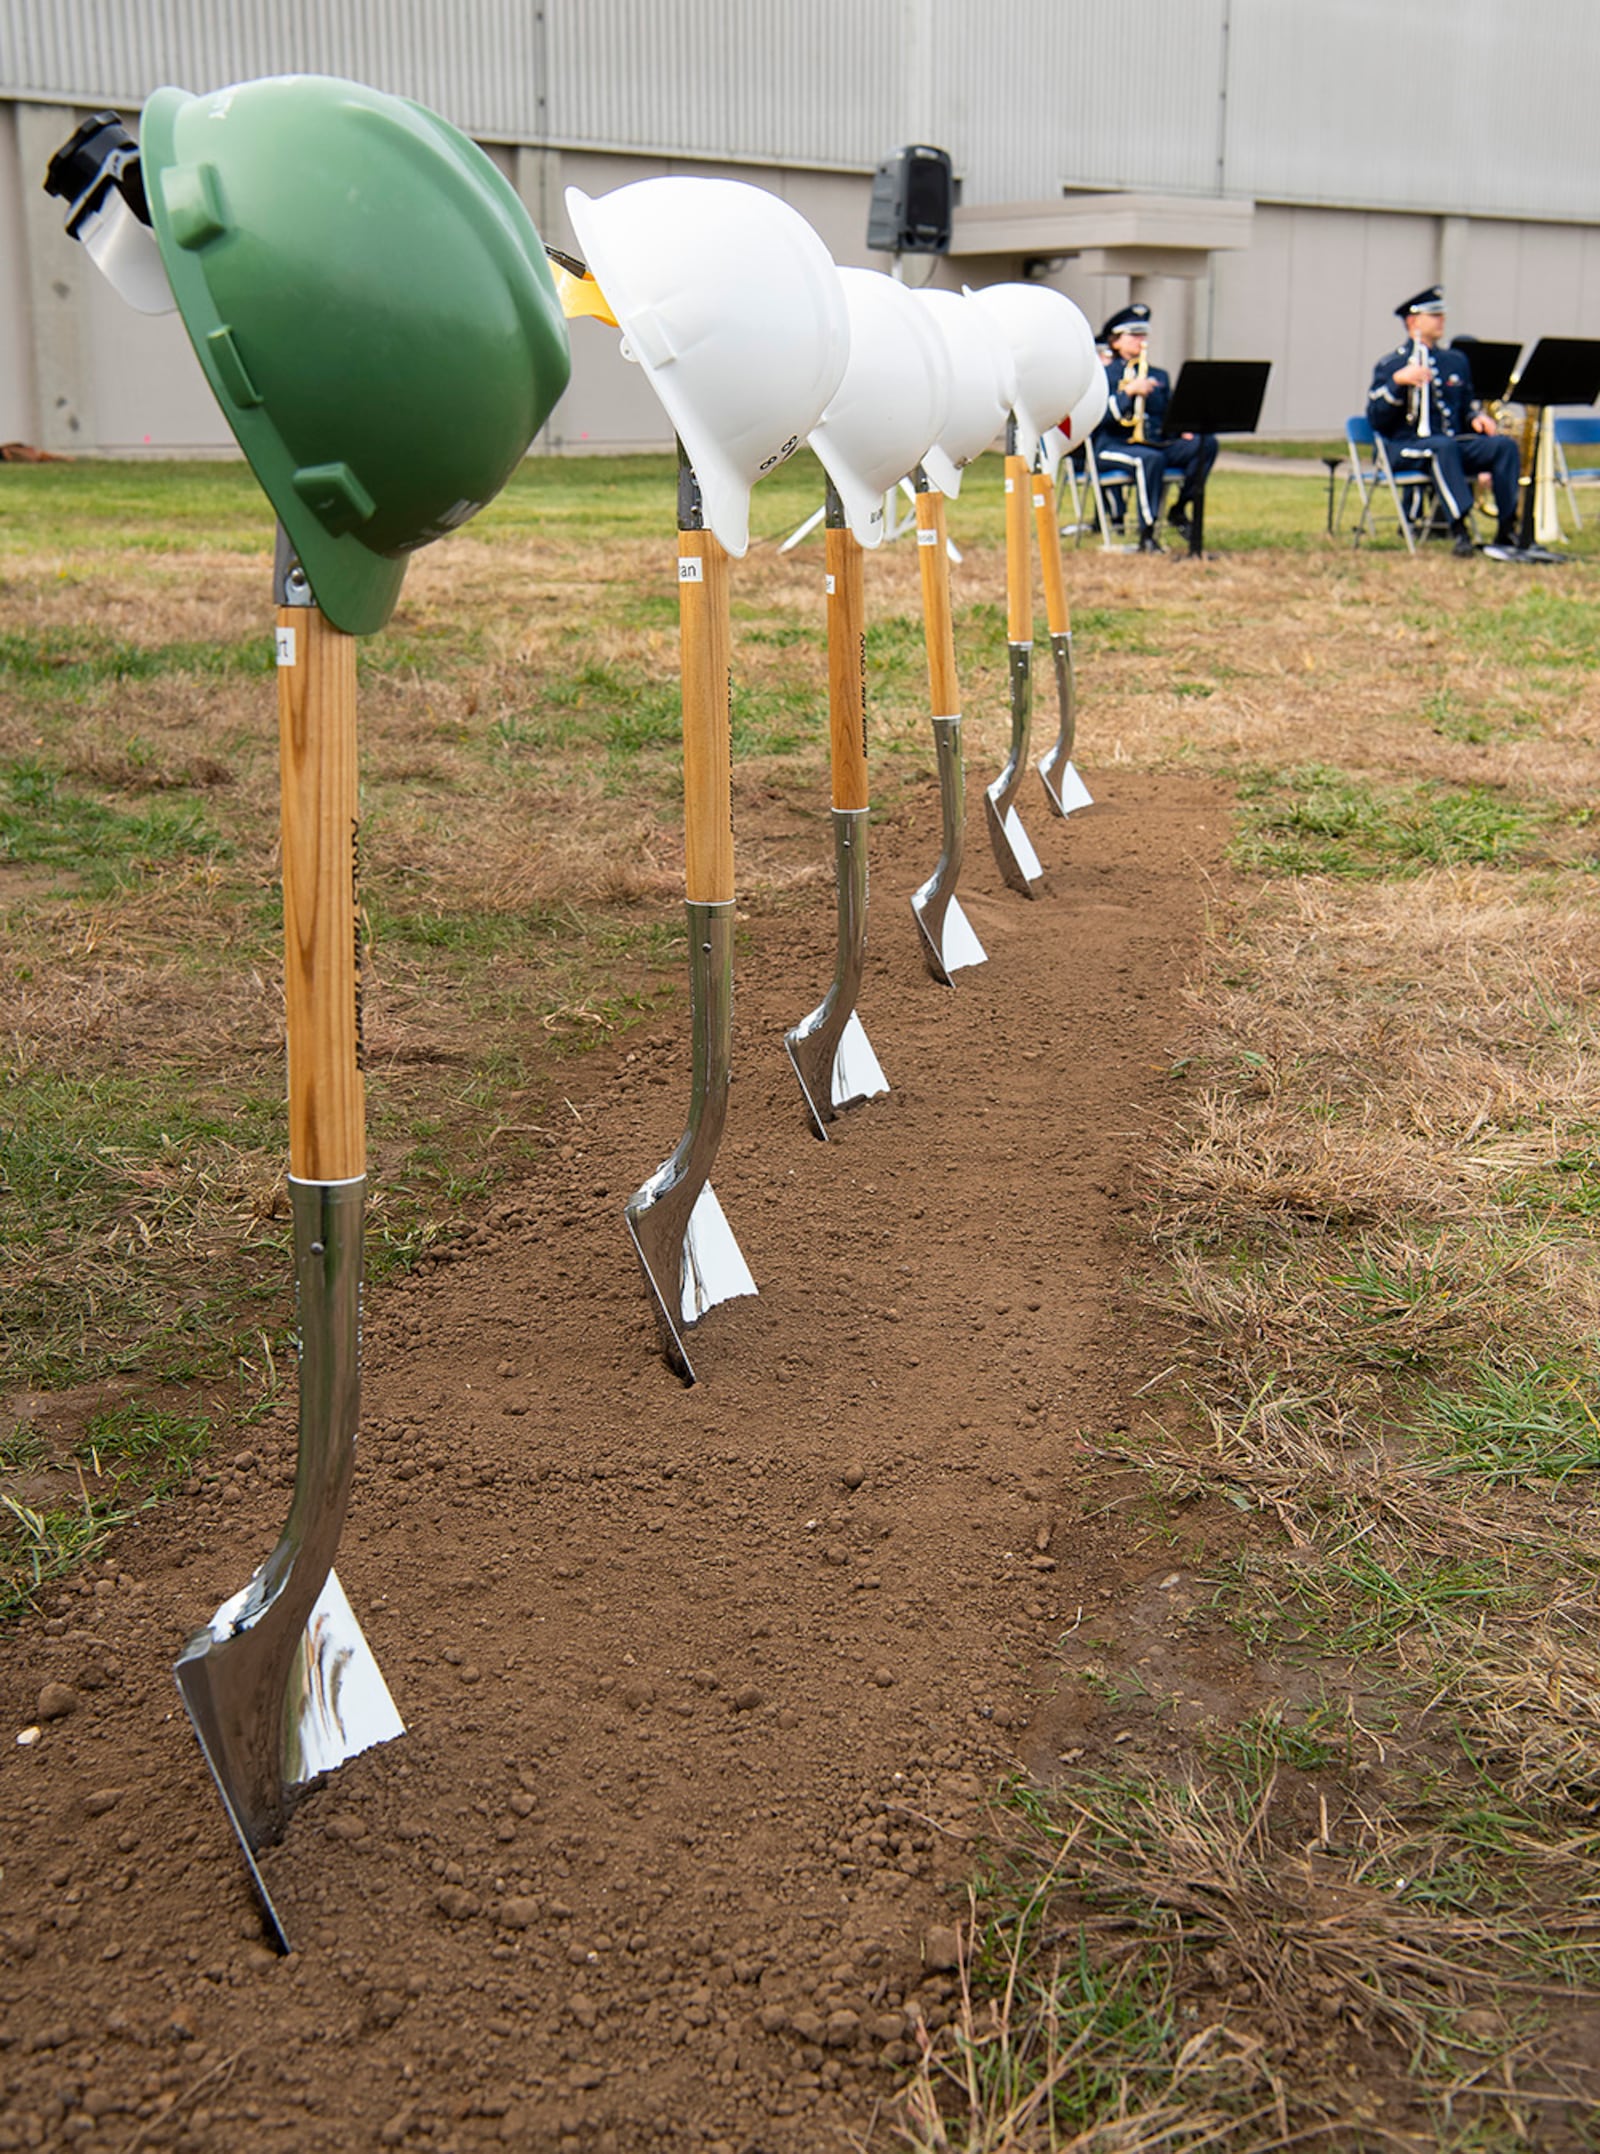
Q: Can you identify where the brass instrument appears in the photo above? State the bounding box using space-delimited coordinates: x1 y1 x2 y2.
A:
1504 367 1563 546
1405 332 1436 434
1129 341 1149 443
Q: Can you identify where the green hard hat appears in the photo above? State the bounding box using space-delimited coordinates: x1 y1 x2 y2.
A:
140 75 571 635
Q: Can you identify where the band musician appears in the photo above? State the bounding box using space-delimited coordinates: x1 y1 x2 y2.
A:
1091 302 1218 552
1367 287 1522 559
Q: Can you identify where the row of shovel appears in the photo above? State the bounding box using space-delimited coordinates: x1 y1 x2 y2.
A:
554 176 1107 1383
42 93 1107 1948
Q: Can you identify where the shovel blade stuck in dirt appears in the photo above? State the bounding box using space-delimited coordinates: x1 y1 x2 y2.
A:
1029 468 1094 819
909 483 987 983
787 1002 891 1138
176 1567 403 1952
985 452 1045 896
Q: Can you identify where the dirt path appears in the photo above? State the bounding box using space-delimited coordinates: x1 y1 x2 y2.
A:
0 768 1229 2153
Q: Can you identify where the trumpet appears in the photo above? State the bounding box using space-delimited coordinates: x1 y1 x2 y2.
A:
1405 333 1436 433
1118 342 1150 444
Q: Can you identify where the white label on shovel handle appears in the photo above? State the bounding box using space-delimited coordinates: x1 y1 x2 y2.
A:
1004 477 1015 493
275 625 296 667
824 573 836 595
678 557 703 583
917 527 938 547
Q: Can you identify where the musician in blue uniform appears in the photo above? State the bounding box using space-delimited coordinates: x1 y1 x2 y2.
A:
1091 302 1218 552
1367 287 1521 558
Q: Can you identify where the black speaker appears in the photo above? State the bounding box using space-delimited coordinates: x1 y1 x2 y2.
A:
866 144 953 256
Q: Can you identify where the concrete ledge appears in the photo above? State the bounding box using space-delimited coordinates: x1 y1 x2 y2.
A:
949 190 1254 260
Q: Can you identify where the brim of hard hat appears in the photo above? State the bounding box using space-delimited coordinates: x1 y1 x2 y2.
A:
141 85 409 636
809 441 895 548
920 445 964 498
566 185 751 556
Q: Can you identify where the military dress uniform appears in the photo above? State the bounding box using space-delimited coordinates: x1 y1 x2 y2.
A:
1367 285 1521 555
1091 302 1218 549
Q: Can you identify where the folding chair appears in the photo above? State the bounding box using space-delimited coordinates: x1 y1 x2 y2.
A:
1344 415 1440 552
1553 415 1600 529
1082 437 1186 551
1055 446 1092 536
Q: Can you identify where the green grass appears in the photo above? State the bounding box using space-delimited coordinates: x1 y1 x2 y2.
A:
0 625 271 689
0 758 231 891
1416 1355 1600 1485
1234 762 1539 877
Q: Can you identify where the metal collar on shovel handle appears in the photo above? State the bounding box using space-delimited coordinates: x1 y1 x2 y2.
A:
1030 455 1094 819
984 421 1045 896
624 447 757 1384
174 534 402 1954
909 466 986 984
784 480 889 1138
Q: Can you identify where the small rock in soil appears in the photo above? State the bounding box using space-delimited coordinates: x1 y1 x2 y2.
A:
36 1684 78 1722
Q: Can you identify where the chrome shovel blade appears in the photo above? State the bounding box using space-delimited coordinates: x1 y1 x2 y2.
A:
985 784 1043 893
625 900 755 1383
175 1569 402 1952
1037 630 1093 817
1039 750 1094 815
784 806 887 1139
786 1009 889 1139
830 1011 888 1108
985 642 1042 895
912 713 986 985
171 1177 399 1953
627 1181 756 1385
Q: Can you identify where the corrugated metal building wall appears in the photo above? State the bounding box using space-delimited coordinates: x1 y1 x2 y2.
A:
5 0 1600 448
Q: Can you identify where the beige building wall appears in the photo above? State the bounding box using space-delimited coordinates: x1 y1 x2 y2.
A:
9 108 1600 454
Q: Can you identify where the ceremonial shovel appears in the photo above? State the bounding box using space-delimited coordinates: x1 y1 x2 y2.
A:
1031 455 1094 816
984 418 1045 895
175 539 402 1952
784 480 890 1136
624 449 757 1382
910 465 987 982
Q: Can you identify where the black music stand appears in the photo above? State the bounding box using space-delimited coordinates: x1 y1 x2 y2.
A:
1507 337 1600 553
1160 359 1272 557
1451 338 1521 407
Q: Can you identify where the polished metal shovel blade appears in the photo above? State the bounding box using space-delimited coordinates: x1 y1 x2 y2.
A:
176 1571 403 1953
985 786 1043 891
912 879 989 984
786 1008 889 1140
911 714 987 985
627 1180 756 1385
1036 629 1093 817
985 642 1042 895
1039 750 1094 815
784 806 887 1139
172 1178 401 1953
625 900 755 1383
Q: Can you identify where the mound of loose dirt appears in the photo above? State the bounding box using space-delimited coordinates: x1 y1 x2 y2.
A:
0 770 1228 2151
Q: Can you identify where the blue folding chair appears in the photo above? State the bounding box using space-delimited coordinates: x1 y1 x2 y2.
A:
1553 415 1600 529
1341 415 1439 552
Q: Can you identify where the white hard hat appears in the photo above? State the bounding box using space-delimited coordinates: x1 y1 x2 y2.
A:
912 288 1015 499
965 283 1098 474
566 177 849 556
807 268 951 547
1061 365 1109 451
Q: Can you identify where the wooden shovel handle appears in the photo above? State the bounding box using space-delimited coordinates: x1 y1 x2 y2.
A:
678 530 734 905
824 525 870 812
276 604 364 1182
915 490 960 718
1031 467 1071 638
1005 453 1034 643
